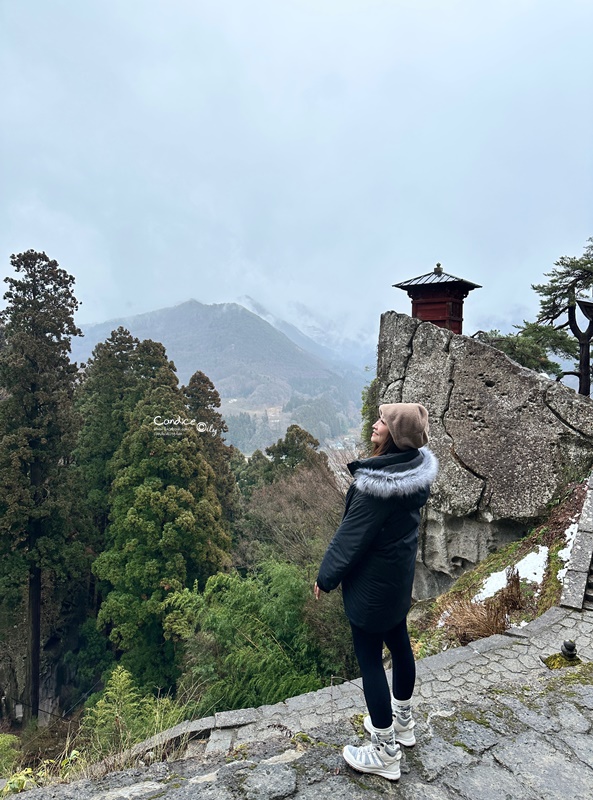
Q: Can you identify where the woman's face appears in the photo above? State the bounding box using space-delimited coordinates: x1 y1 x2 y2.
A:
371 416 390 447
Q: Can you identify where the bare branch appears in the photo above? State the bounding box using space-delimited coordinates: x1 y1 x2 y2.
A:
555 371 580 381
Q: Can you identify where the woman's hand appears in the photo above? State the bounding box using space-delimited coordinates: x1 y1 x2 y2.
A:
314 581 321 600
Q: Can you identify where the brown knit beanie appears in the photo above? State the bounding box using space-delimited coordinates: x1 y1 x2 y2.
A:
379 402 429 450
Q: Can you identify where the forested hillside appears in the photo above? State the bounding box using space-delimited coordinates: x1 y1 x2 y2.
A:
0 252 359 780
70 300 366 452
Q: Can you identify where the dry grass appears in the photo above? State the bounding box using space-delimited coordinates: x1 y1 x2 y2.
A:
440 566 524 646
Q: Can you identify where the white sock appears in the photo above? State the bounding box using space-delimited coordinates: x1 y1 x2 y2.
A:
373 724 395 741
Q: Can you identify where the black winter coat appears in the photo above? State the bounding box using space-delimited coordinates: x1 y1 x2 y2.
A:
316 447 438 632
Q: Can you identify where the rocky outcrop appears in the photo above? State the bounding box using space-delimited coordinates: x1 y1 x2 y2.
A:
377 312 593 598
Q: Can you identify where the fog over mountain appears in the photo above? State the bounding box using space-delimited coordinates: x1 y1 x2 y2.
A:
2 1 591 347
71 298 367 451
238 295 375 369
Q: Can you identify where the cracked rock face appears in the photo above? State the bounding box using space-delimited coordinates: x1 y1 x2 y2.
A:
377 312 593 598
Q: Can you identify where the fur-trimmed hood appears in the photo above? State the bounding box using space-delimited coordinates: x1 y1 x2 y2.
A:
348 447 438 499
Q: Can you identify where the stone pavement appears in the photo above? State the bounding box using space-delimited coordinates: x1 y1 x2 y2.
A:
24 604 593 800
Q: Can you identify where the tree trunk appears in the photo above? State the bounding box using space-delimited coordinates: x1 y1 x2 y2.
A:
578 336 591 396
24 563 41 723
567 305 592 396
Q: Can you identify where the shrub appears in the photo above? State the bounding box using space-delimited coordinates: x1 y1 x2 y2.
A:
0 734 20 779
78 666 187 766
172 562 326 714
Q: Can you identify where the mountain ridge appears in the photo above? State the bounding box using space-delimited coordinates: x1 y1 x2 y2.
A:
70 298 366 451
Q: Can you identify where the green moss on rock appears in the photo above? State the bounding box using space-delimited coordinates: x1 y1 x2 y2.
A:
543 653 583 670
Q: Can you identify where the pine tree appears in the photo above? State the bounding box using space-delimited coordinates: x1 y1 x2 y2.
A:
472 324 577 377
93 369 232 688
0 250 82 721
479 239 593 395
75 330 176 551
75 327 141 539
532 238 593 395
265 424 329 475
182 371 238 522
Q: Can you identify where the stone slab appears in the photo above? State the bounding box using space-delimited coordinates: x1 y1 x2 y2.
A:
399 782 457 800
187 716 216 735
261 749 305 766
521 605 568 634
558 731 593 769
214 707 259 728
421 646 474 672
97 781 166 800
204 728 234 756
241 763 297 800
566 530 593 571
502 626 529 639
468 634 514 654
258 702 289 717
115 715 216 763
578 492 593 532
495 697 557 734
492 730 593 799
570 683 593 710
443 763 540 800
554 701 591 734
560 570 588 609
234 721 297 744
293 776 390 799
414 736 476 781
447 721 499 754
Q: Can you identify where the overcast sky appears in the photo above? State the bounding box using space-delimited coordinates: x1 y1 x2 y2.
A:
1 0 592 349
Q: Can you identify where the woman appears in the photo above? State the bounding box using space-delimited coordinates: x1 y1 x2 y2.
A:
315 402 438 781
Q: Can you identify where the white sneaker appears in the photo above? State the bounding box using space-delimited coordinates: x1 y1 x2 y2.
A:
363 699 416 746
343 730 401 781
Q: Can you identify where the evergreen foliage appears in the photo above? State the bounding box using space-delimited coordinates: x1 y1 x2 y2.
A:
0 734 20 778
360 377 379 455
285 395 348 442
225 411 257 453
74 327 141 540
231 456 358 681
168 562 324 713
231 448 270 500
93 373 232 688
79 666 186 761
265 424 329 476
532 237 593 395
473 324 577 376
74 332 181 542
231 424 329 500
476 238 593 395
0 253 362 733
0 250 84 721
62 618 115 699
182 370 239 522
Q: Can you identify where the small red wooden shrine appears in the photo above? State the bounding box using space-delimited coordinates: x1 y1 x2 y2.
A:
393 263 481 334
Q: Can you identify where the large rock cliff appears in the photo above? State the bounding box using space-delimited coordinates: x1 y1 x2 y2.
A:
377 312 593 598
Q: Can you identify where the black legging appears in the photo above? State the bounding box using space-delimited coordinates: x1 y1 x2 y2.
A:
350 617 416 729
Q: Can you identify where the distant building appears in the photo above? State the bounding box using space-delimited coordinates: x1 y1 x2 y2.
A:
393 263 481 334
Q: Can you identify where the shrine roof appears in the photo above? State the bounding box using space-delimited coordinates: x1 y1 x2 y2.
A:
393 265 481 290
